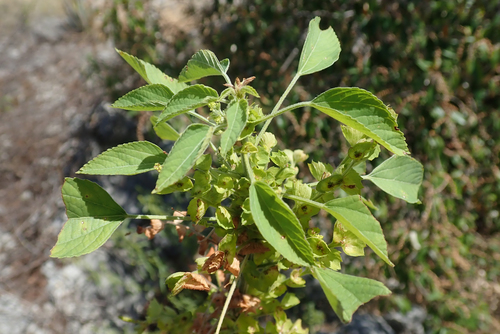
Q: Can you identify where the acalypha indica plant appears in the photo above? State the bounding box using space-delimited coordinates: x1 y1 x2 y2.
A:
51 17 423 333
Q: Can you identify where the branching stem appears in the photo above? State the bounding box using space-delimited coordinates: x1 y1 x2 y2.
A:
215 256 248 334
188 111 217 126
126 214 216 222
255 73 302 145
243 153 255 183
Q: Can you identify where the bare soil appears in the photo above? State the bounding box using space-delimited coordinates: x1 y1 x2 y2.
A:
0 1 114 331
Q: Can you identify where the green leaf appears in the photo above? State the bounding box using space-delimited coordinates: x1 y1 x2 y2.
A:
363 155 423 203
249 181 315 266
155 176 193 195
220 99 248 156
340 169 364 195
313 267 391 323
308 161 334 181
240 85 260 98
51 218 123 258
150 116 179 141
50 178 127 258
154 124 213 193
216 206 234 230
310 88 409 155
323 196 393 266
155 84 219 124
178 50 228 82
111 84 174 111
77 141 166 175
281 293 300 310
297 17 341 76
333 222 366 257
341 125 366 146
117 49 187 93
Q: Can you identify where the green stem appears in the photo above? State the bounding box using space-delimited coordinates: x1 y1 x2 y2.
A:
284 194 324 210
255 73 302 145
214 256 248 334
242 153 255 184
221 72 232 87
209 141 218 153
310 159 356 201
256 101 310 124
188 111 217 127
210 168 241 179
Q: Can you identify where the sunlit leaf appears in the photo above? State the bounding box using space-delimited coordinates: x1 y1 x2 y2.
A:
111 84 174 111
313 267 391 323
50 178 127 258
220 99 248 156
323 196 393 266
363 155 423 203
154 124 213 193
77 141 166 175
155 84 218 124
117 49 187 93
178 50 229 82
297 17 341 76
309 87 409 155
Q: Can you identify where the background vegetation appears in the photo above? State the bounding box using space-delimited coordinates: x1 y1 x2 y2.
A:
85 0 500 332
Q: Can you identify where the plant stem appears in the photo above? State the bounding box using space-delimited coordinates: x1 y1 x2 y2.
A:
188 110 217 126
243 153 255 183
214 256 248 334
257 101 310 124
209 141 218 153
221 72 232 87
255 73 301 145
284 194 323 210
126 214 216 222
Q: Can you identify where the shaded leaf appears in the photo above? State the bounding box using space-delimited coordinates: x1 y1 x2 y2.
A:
313 267 391 323
150 115 179 141
298 17 341 76
77 141 166 175
154 124 213 193
155 84 218 124
310 88 409 155
249 181 315 266
220 99 248 156
363 155 423 203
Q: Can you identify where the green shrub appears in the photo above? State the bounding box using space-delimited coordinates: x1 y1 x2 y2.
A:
51 17 423 333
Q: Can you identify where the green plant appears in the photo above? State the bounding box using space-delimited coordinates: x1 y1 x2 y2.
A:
51 17 423 333
199 3 500 332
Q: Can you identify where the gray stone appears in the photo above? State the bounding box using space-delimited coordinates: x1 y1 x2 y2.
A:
31 17 68 43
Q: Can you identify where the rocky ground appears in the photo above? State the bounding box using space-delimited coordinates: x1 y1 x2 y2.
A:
0 1 143 332
0 1 426 333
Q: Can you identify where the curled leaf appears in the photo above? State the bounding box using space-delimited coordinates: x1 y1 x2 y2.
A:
137 219 165 240
225 256 241 277
202 251 226 274
172 272 211 295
